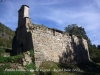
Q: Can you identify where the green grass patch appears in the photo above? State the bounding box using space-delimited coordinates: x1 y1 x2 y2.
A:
38 61 100 75
25 62 37 75
0 71 34 75
25 62 36 69
0 48 6 54
0 53 23 63
29 50 34 57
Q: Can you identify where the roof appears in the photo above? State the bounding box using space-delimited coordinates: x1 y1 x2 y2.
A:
18 5 29 12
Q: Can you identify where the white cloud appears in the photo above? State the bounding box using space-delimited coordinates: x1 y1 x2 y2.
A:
30 1 100 45
0 0 100 45
94 0 100 8
31 0 65 5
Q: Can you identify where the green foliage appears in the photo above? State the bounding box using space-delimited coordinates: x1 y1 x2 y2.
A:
29 50 34 57
39 61 80 75
65 24 88 39
25 62 36 69
0 53 23 63
0 22 14 48
89 44 100 63
24 71 33 75
0 37 13 48
39 61 100 75
0 71 25 75
40 61 60 70
4 64 11 69
0 22 14 36
0 48 5 55
0 70 35 75
0 56 7 63
97 45 100 50
64 24 100 63
6 54 23 63
25 62 37 75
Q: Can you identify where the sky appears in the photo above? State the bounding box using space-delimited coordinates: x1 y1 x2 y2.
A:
0 0 100 45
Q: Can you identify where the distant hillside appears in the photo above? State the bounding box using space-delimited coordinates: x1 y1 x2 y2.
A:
0 22 15 48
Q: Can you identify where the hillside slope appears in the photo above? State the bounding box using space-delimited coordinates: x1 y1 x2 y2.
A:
0 22 14 48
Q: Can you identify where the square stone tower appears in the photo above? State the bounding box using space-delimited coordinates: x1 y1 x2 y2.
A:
18 5 30 27
12 5 33 55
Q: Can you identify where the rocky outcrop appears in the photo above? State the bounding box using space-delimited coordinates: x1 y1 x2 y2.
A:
12 5 90 68
22 51 32 66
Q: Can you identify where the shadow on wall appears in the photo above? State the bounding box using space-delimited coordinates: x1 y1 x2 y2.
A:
59 34 89 64
11 27 34 56
59 35 100 72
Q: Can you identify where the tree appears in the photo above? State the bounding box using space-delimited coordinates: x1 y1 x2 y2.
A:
65 24 100 63
92 44 97 49
65 24 77 34
97 45 100 50
65 24 88 39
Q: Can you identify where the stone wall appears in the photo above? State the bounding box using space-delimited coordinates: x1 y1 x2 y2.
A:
12 5 90 68
26 24 90 67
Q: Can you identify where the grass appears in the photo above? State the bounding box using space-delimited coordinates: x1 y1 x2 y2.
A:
38 61 100 75
0 48 37 75
0 48 6 55
0 54 23 63
0 48 23 63
25 62 36 69
1 48 100 75
29 50 34 57
0 71 34 75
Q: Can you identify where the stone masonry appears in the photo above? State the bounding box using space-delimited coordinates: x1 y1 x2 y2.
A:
12 5 90 68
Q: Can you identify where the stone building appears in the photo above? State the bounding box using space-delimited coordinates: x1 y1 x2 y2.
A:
12 5 90 67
